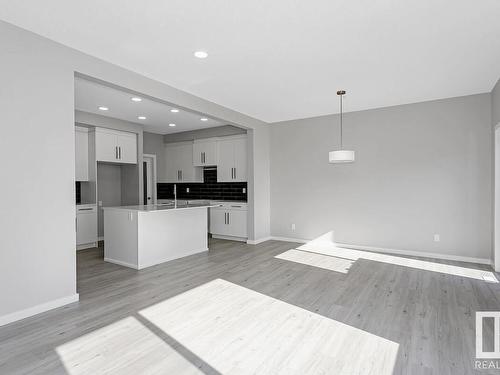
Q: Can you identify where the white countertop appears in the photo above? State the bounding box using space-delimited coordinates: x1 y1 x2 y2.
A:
103 203 221 212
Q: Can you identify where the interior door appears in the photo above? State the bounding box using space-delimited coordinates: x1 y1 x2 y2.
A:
217 138 234 182
143 158 154 204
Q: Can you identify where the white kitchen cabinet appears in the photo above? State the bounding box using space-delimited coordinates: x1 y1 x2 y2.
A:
76 204 97 248
75 127 89 181
95 127 137 164
216 135 247 182
193 138 217 166
165 142 203 182
209 202 247 240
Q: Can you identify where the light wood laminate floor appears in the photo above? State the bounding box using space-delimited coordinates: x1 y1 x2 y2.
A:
1 238 500 374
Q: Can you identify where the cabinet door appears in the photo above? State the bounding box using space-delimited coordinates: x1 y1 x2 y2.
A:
216 138 234 182
193 140 217 166
76 211 97 245
193 142 206 167
233 137 247 182
117 133 137 164
75 129 89 181
209 208 228 235
179 143 202 182
227 210 247 238
202 140 217 165
165 145 181 182
95 131 118 162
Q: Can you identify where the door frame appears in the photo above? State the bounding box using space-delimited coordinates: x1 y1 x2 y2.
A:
143 154 157 205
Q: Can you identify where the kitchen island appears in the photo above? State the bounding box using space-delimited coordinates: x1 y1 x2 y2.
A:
103 203 218 269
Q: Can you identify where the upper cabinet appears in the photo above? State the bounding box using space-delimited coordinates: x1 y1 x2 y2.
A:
75 127 89 181
193 138 217 166
94 127 137 164
165 142 203 183
217 135 247 182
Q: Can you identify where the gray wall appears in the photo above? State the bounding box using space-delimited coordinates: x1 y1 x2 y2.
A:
0 20 270 323
493 78 500 127
270 94 492 260
97 164 122 237
143 132 167 182
163 125 246 143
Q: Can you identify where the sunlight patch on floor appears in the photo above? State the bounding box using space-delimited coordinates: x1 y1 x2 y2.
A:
56 316 203 375
139 278 399 375
298 240 498 282
275 248 354 273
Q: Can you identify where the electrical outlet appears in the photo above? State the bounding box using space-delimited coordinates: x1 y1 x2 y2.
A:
243 188 246 194
186 187 190 193
434 234 440 242
291 223 296 231
98 201 103 207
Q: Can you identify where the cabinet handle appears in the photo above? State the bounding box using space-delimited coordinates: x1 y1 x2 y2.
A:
119 146 122 159
203 152 206 163
115 146 118 159
180 170 183 181
201 152 203 164
78 208 93 211
227 212 230 225
231 167 234 179
231 205 241 208
234 168 236 179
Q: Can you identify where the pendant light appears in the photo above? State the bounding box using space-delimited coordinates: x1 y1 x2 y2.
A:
329 90 355 163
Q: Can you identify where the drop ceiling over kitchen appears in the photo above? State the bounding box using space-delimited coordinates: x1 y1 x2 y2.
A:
74 78 227 134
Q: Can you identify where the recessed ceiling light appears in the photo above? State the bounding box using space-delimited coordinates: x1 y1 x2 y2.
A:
138 116 147 120
170 109 179 113
131 97 142 102
200 118 208 121
169 123 176 127
194 51 208 59
98 106 109 111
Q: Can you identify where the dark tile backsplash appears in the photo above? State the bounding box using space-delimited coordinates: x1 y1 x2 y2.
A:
158 168 247 201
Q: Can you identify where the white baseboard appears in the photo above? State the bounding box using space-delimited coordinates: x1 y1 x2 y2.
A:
247 236 272 245
270 236 309 244
212 234 247 242
104 257 139 269
270 236 492 265
334 242 492 265
76 242 97 251
0 293 79 327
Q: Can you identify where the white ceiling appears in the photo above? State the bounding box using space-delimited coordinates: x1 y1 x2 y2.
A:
2 0 500 123
75 78 226 134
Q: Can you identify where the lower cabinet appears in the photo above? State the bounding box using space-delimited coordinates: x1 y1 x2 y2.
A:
76 204 97 248
209 203 247 241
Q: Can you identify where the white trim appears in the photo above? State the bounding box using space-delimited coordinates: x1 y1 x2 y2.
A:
246 236 272 245
269 236 492 265
0 293 79 327
104 257 139 269
212 234 247 242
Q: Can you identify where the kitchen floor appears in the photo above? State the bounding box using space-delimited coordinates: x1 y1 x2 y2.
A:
1 239 499 374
